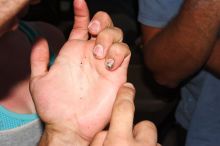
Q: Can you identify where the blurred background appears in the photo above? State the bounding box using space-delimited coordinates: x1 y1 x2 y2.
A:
24 0 182 145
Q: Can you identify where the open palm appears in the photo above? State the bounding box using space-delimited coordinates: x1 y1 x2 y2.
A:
29 0 130 142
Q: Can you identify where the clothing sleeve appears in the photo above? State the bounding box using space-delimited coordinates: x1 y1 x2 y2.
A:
0 120 43 146
185 74 220 146
138 0 183 28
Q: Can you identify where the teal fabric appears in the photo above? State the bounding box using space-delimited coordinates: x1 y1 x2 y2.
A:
19 21 39 44
0 106 38 131
19 21 56 65
0 21 57 131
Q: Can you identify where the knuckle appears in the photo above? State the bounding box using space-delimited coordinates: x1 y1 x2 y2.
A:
114 43 130 53
97 30 111 42
111 43 130 54
110 44 123 56
114 27 124 36
96 11 111 23
110 27 124 42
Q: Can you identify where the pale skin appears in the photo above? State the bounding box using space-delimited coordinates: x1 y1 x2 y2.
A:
141 0 220 87
0 0 161 145
0 0 125 115
30 0 130 145
0 0 146 145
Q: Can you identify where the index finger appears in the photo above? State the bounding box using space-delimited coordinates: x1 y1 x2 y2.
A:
107 83 136 139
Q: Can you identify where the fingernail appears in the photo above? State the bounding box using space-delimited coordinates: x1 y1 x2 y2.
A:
124 83 135 89
105 59 114 70
88 20 100 33
93 44 104 57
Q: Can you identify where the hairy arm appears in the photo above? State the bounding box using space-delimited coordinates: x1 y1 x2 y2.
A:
143 0 220 87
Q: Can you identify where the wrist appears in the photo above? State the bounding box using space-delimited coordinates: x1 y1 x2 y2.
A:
39 125 89 146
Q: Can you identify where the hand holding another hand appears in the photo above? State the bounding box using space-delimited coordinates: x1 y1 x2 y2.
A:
91 83 161 146
29 0 130 145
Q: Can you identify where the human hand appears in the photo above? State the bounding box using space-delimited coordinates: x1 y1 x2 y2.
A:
70 1 125 71
91 83 161 146
30 0 130 145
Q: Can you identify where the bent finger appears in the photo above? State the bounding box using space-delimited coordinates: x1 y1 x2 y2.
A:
30 38 49 78
104 43 130 71
134 121 158 145
108 83 135 139
88 11 113 36
93 27 123 59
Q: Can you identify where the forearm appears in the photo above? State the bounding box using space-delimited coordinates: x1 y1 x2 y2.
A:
39 125 89 146
0 0 28 33
144 0 220 87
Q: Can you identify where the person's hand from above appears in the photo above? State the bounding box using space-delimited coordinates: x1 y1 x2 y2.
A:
91 83 161 146
29 0 130 145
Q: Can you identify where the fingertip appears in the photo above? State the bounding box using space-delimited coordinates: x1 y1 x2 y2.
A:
74 0 86 9
104 43 130 71
32 38 49 61
31 38 49 78
134 121 158 144
118 82 136 100
123 83 135 90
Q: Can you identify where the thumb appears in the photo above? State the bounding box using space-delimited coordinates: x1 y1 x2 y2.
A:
133 121 158 145
68 0 90 40
90 131 107 146
30 38 49 78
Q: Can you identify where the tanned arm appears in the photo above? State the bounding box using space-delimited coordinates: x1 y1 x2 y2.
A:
143 0 220 87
